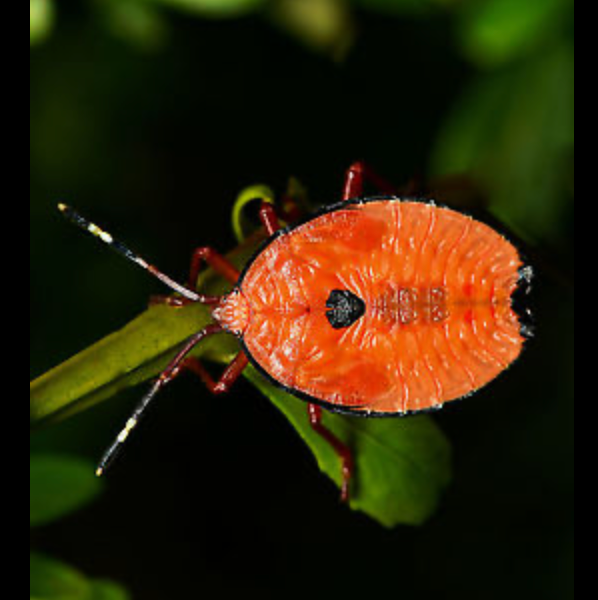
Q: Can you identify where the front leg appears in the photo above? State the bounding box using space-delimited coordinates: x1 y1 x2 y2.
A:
189 247 241 289
259 201 283 236
152 247 240 308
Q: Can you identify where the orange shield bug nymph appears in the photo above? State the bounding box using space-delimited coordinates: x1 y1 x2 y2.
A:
59 162 532 502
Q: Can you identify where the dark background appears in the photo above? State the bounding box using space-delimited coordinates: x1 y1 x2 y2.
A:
31 1 574 599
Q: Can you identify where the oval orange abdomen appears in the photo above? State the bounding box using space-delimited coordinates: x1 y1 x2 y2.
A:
231 199 526 415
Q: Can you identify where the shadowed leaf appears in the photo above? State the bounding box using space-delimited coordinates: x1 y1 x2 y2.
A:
30 455 103 528
30 553 130 600
247 367 452 527
30 0 54 46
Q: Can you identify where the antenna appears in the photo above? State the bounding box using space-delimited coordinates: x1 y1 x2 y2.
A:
58 204 220 305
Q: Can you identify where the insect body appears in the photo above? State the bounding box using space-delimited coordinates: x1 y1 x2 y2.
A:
60 163 531 502
224 199 525 416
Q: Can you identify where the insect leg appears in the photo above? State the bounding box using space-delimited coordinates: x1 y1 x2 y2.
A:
259 201 283 236
189 247 241 288
183 352 249 395
308 404 355 503
96 324 224 477
342 161 396 201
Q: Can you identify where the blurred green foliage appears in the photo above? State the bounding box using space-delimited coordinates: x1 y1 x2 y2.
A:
31 553 129 600
457 0 571 66
30 456 129 599
30 0 574 238
30 455 102 527
30 0 55 45
31 0 574 599
432 42 574 239
433 0 574 243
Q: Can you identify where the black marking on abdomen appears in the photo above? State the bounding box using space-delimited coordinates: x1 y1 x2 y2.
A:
326 290 366 330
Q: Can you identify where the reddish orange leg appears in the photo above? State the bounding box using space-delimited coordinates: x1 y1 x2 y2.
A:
259 201 283 236
97 324 224 476
343 161 396 201
150 247 239 309
308 404 354 503
189 247 241 289
183 352 249 395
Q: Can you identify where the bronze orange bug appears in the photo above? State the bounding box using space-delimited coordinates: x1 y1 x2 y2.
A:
59 162 532 502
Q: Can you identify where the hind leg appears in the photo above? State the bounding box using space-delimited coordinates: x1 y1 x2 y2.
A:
308 404 354 503
183 352 249 395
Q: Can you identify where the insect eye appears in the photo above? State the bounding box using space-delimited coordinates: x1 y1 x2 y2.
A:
326 289 366 330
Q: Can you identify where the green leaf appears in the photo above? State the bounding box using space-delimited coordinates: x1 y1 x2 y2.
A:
457 0 571 67
30 303 225 427
30 0 54 46
246 367 452 527
232 184 276 243
30 455 103 528
30 553 130 600
30 553 90 600
430 42 574 240
98 0 170 51
88 581 130 600
270 0 356 61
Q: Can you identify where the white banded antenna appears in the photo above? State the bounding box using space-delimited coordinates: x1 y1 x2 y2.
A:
58 204 219 305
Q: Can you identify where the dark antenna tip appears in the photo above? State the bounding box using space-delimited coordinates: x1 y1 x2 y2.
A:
57 204 207 303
